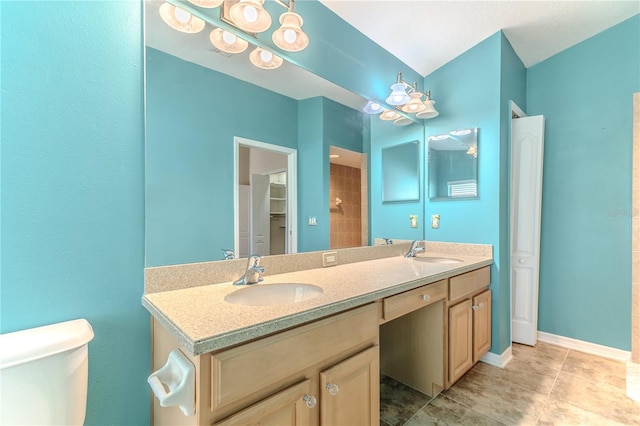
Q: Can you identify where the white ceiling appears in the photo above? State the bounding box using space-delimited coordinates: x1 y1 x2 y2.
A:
320 0 639 76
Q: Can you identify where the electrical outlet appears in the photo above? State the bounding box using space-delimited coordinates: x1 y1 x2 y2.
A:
322 251 338 267
308 216 317 226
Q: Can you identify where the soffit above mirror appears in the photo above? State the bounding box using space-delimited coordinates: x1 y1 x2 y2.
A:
145 0 366 111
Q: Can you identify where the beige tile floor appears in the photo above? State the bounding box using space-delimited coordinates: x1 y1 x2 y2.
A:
381 342 640 425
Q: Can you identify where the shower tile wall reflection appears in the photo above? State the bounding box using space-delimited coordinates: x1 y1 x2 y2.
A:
330 163 362 249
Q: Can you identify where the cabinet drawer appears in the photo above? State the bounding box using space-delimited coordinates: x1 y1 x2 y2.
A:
383 279 447 321
449 267 490 302
210 303 378 412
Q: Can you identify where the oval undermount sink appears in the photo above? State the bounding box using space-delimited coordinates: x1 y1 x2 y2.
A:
224 283 323 306
413 256 463 264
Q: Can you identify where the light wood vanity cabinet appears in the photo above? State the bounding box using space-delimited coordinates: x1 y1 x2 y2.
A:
380 279 447 397
152 303 379 426
446 267 491 386
150 263 493 425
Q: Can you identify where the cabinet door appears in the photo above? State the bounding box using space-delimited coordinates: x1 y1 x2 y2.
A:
319 346 379 426
473 290 492 363
448 299 473 384
213 379 315 426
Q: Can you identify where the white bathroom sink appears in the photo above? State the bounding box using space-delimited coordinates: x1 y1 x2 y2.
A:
413 256 463 264
224 283 323 306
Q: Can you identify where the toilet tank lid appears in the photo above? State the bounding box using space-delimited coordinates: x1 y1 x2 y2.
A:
0 319 94 370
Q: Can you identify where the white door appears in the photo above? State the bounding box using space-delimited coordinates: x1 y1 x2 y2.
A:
251 174 270 256
238 185 250 258
511 115 545 346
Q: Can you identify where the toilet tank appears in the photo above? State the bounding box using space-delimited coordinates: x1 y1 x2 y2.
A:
0 319 94 425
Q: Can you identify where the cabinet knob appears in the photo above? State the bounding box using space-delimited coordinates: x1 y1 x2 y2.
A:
421 294 431 302
303 394 317 408
519 258 525 264
326 383 339 396
472 304 479 311
479 302 485 309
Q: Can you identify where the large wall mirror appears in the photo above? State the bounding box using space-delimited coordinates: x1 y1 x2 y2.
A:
427 128 478 200
144 0 405 266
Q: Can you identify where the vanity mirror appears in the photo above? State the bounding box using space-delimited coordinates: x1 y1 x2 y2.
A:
427 128 478 200
382 141 420 202
144 1 417 266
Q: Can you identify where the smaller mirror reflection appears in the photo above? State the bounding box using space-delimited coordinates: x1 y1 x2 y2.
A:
382 141 420 203
428 128 478 200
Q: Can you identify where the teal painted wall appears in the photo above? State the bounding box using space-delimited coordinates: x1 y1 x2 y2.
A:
369 118 425 241
145 47 298 266
298 98 329 252
1 2 148 425
527 15 639 350
421 31 525 354
498 32 528 353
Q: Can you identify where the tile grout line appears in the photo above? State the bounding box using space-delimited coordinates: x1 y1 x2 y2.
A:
400 394 438 426
534 348 570 423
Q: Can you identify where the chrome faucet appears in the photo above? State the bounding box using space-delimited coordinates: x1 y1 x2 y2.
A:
404 240 425 257
233 255 265 285
221 249 235 260
383 238 393 245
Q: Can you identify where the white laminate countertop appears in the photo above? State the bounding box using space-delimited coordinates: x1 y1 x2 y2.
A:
143 252 492 356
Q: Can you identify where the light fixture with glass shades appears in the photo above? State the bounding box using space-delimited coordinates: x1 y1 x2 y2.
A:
384 72 440 120
249 47 283 69
416 91 439 119
379 109 401 121
362 101 383 115
159 2 206 33
272 2 309 52
386 74 411 106
401 90 427 114
210 28 249 53
158 0 309 71
229 0 272 33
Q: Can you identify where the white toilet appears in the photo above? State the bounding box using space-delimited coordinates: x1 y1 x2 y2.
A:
0 318 94 425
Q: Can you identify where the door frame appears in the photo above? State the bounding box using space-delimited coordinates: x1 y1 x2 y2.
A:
233 137 298 257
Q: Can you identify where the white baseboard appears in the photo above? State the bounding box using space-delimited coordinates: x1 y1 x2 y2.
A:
537 331 630 362
481 345 513 368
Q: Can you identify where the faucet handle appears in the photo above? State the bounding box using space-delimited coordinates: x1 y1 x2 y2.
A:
247 254 262 267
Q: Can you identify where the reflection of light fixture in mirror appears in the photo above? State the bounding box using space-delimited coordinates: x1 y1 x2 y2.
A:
450 129 471 136
363 101 382 114
401 91 427 113
159 2 205 33
188 0 224 8
273 1 309 52
329 154 340 159
430 134 449 141
249 47 283 69
394 117 413 126
466 146 477 158
386 73 411 106
380 109 401 121
416 92 439 119
210 28 249 53
229 0 272 33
